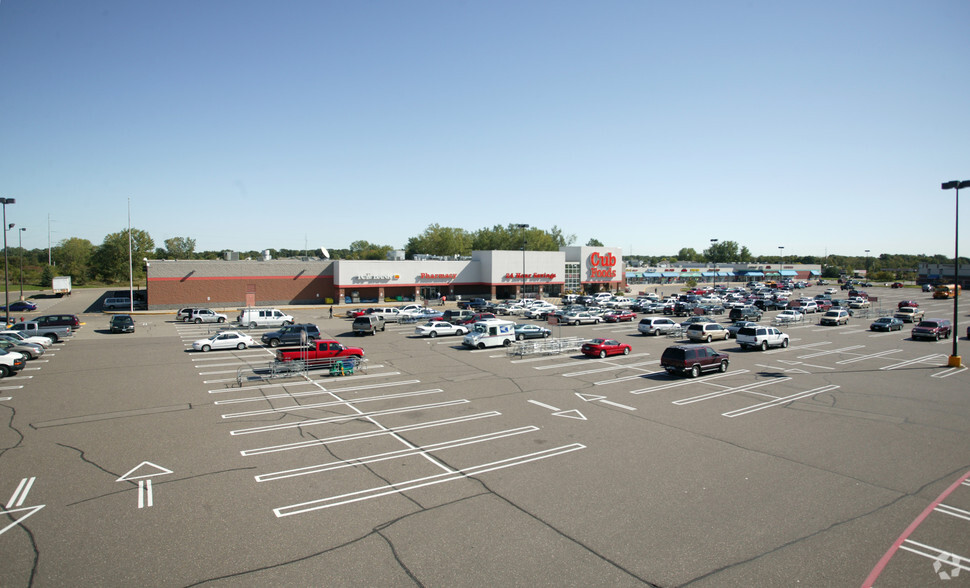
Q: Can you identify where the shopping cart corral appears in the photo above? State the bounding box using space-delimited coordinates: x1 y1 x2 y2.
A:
506 337 586 357
233 356 366 386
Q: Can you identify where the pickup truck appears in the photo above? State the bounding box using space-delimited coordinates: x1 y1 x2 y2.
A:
275 340 365 366
8 321 72 343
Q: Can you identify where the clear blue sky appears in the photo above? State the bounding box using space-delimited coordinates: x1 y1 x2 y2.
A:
1 1 967 260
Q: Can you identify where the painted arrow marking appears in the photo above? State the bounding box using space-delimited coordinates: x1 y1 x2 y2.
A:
576 393 636 411
117 462 173 509
1 477 44 536
528 400 587 421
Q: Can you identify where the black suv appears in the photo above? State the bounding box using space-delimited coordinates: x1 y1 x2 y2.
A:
661 345 730 378
729 306 763 322
260 323 321 347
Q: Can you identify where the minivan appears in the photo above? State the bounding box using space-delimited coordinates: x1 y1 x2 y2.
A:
103 297 132 311
237 307 294 328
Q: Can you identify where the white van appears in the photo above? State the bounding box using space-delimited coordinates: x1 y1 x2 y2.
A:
103 297 131 311
462 319 515 349
237 307 294 328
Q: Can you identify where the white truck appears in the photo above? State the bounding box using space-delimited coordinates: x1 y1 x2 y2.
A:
52 276 72 296
462 319 515 349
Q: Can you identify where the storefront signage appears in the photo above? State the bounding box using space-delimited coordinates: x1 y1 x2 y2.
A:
420 273 457 280
504 273 556 280
354 273 399 281
589 252 617 279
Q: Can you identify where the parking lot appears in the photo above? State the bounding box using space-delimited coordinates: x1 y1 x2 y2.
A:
1 285 968 586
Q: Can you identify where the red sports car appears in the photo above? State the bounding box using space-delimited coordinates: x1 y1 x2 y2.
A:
581 338 632 359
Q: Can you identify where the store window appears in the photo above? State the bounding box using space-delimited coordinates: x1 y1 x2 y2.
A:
564 262 580 294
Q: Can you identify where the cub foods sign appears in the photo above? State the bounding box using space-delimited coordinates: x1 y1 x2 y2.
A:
588 252 617 280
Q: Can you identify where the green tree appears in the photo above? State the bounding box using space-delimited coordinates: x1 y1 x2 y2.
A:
738 246 753 262
677 248 698 262
164 236 196 259
347 240 392 260
586 238 604 247
405 225 473 257
53 237 95 285
91 228 154 282
40 264 54 288
704 241 741 263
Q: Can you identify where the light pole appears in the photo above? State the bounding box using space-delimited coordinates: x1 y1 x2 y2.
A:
942 180 968 368
18 227 26 301
778 246 784 265
1 198 15 326
865 250 870 278
710 238 718 290
515 224 529 299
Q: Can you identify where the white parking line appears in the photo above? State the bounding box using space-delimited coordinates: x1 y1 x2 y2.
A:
629 370 750 394
722 385 839 418
932 366 969 379
674 377 791 405
797 345 865 359
881 354 946 370
836 349 902 364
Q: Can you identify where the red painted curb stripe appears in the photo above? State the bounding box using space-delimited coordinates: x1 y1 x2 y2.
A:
862 469 970 587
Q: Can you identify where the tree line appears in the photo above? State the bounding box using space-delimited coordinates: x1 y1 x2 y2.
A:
9 224 967 290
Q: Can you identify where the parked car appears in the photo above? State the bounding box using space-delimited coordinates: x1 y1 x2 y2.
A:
261 324 321 347
820 309 851 325
0 338 43 360
192 330 257 352
891 282 904 288
456 312 498 326
870 317 904 332
603 309 637 323
414 321 468 338
237 307 294 328
729 306 762 322
736 325 790 351
0 330 52 348
33 314 80 329
177 308 200 321
0 347 26 378
897 300 920 309
442 309 475 323
562 312 603 325
514 324 551 340
911 319 952 341
686 322 729 343
796 301 819 314
680 316 717 328
638 317 679 336
660 345 730 377
581 338 632 359
848 298 870 309
0 301 37 312
109 314 135 334
726 321 757 339
775 310 802 324
922 284 934 292
184 309 228 324
893 307 924 323
352 314 386 336
824 287 838 295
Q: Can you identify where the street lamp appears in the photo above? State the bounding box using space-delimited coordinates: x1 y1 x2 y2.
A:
778 246 784 265
942 180 969 368
865 250 870 277
515 224 529 300
1 198 15 326
18 228 26 301
710 239 718 290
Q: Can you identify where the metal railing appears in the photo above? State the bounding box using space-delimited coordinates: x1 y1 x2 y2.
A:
506 337 586 357
234 356 366 386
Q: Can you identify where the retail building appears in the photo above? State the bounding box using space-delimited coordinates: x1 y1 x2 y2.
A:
145 246 624 309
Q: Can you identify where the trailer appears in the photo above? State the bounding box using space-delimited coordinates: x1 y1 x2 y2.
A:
52 276 72 297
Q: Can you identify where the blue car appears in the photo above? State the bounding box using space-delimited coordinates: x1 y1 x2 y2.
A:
1 301 37 312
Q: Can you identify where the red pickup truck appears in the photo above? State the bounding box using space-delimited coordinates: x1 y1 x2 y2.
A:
275 340 364 364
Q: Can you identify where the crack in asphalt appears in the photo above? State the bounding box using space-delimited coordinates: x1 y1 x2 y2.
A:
0 402 25 458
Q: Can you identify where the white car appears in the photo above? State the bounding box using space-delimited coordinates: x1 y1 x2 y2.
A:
0 330 53 348
848 297 870 309
192 330 257 352
775 310 803 323
797 301 819 314
414 321 468 338
824 287 838 295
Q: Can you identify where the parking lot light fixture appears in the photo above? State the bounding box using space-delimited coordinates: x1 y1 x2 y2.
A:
711 239 718 290
1 198 15 326
942 180 969 368
515 224 529 299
